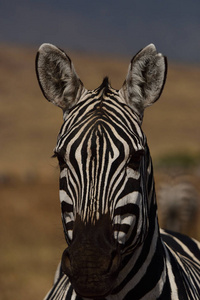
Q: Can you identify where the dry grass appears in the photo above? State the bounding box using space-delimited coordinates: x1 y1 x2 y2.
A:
0 44 200 299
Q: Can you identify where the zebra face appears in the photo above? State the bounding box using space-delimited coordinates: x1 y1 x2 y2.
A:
55 87 147 297
36 43 167 298
55 84 146 244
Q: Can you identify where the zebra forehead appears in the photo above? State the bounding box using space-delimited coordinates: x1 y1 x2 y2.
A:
56 115 144 157
58 90 144 144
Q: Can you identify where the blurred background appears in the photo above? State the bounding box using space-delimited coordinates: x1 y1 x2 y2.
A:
0 1 200 299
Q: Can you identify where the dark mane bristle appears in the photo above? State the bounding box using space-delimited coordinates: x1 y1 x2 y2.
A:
99 76 110 90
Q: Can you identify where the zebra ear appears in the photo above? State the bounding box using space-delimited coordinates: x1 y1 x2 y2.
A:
36 43 85 111
120 44 167 117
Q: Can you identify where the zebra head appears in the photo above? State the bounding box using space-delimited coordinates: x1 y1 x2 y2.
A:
36 44 167 298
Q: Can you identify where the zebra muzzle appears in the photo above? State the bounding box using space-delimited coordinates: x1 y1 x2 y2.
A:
61 214 121 298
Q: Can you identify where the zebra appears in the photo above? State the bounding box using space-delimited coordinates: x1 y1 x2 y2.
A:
36 43 200 299
157 175 199 236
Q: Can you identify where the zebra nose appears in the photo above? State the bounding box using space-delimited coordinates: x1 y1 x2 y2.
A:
61 244 121 298
60 213 121 297
61 246 120 276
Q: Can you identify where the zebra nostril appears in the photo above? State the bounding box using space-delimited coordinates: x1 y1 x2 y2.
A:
61 248 72 276
107 250 121 274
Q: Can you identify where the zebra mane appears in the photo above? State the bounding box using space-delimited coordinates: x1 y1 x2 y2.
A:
98 76 110 91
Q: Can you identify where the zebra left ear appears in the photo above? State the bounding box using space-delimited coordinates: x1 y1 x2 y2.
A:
36 43 86 112
120 44 167 117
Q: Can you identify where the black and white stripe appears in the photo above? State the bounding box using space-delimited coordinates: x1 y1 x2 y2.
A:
36 43 200 299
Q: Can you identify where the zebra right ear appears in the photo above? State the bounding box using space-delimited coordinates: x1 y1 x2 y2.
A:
120 44 167 118
36 43 86 112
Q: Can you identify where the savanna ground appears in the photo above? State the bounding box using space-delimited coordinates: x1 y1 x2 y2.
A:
0 45 200 299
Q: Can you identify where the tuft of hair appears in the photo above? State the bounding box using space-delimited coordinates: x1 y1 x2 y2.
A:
98 77 110 90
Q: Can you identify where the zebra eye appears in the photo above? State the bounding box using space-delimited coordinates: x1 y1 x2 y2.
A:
53 152 67 169
127 150 144 170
